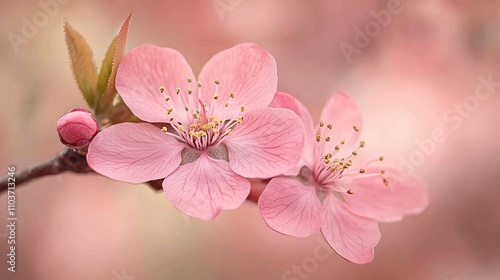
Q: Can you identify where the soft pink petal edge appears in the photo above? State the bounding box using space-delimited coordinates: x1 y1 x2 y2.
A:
197 43 277 118
225 107 305 178
320 197 381 264
340 167 429 222
258 177 323 237
115 45 196 123
162 153 250 220
270 91 316 173
87 123 184 183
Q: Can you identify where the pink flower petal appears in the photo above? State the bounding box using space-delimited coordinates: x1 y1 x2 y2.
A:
321 197 380 264
197 43 277 118
162 153 250 220
258 177 322 237
87 123 185 183
270 91 316 173
339 167 429 222
116 45 196 123
318 92 363 159
224 107 304 178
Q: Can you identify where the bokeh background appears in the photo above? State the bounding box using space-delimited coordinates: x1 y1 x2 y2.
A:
1 0 500 279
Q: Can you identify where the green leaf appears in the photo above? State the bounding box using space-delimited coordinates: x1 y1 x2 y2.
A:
63 19 99 108
97 11 132 113
96 35 118 96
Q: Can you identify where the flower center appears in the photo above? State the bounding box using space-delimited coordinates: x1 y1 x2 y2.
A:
312 120 390 196
159 78 244 151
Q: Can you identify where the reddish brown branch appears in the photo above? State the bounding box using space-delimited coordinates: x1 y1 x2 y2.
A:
0 150 262 203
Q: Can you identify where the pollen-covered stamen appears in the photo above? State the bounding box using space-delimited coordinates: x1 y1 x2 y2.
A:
313 122 371 185
160 78 246 151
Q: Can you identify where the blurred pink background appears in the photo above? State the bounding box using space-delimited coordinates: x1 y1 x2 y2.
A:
1 0 500 279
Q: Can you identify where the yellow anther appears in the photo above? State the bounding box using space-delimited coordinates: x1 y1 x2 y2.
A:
325 137 331 142
379 156 384 161
335 146 340 150
225 102 230 107
161 126 168 133
319 121 324 127
316 134 321 142
214 94 219 100
324 159 331 164
230 92 235 98
213 128 220 134
225 129 232 135
187 89 193 94
360 169 365 174
360 141 366 148
160 86 165 93
197 82 202 87
353 126 360 132
340 139 345 145
184 106 189 111
215 80 220 85
178 125 185 132
165 97 170 101
237 116 243 124
327 124 332 129
240 106 245 112
175 87 180 94
347 160 352 166
167 108 173 114
187 77 193 83
352 151 358 156
347 189 354 195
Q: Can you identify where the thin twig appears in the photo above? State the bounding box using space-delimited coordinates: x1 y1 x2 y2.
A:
0 150 261 203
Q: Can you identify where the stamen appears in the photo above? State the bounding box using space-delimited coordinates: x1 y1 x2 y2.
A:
215 80 220 85
360 141 366 148
187 77 193 83
347 189 354 195
161 127 168 133
379 156 384 161
383 178 390 186
353 126 360 132
327 124 332 129
316 134 321 142
240 106 245 112
175 87 180 94
197 82 202 87
230 92 235 98
359 169 365 174
159 86 165 93
319 121 324 127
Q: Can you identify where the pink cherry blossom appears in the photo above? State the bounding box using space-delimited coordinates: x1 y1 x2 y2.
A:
258 92 428 264
57 108 98 148
87 44 305 220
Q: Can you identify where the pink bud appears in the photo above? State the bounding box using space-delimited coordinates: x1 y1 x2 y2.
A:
57 108 98 148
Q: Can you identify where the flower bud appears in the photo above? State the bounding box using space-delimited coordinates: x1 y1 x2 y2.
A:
57 108 98 148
